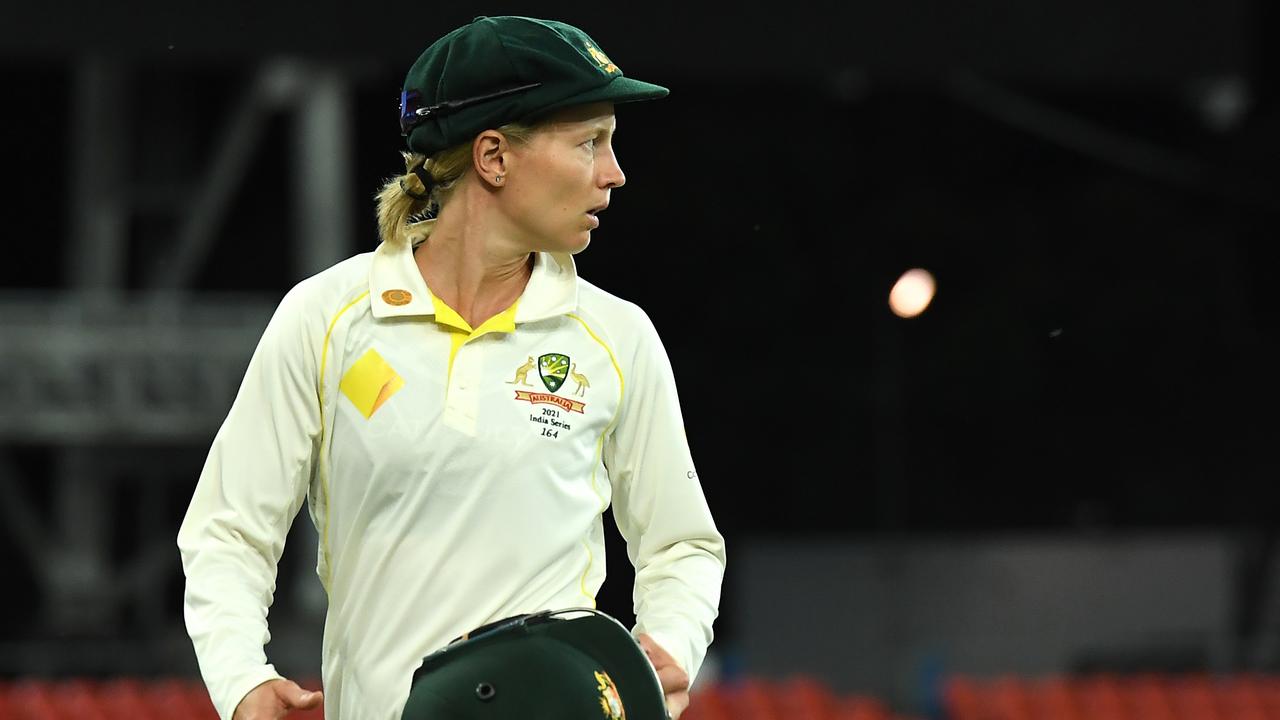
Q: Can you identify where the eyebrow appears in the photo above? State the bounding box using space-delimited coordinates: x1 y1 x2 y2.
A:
558 117 615 137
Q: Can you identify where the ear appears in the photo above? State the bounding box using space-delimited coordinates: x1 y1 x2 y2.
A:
473 130 508 188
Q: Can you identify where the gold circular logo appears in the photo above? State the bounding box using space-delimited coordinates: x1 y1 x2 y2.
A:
382 289 412 306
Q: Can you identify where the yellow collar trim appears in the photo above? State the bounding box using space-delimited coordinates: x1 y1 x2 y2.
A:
428 288 520 338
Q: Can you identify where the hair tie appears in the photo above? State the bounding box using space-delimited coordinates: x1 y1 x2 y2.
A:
399 163 435 201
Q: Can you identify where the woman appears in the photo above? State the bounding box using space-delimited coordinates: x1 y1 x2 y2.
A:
178 15 726 720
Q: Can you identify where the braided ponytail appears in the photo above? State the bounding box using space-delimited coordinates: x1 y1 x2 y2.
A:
373 121 541 247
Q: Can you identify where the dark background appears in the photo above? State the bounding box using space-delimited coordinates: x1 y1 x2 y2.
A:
1 0 1277 705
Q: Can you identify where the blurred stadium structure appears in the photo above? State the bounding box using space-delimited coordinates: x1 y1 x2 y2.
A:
2 0 1278 717
6 674 1280 719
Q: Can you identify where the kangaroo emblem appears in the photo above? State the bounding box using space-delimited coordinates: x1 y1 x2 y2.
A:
507 356 535 386
569 363 590 397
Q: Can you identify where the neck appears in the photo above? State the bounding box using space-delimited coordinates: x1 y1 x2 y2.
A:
414 190 533 330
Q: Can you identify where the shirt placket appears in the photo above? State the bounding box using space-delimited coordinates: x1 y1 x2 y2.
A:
444 336 483 435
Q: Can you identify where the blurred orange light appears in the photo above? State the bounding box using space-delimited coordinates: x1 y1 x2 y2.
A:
889 268 936 318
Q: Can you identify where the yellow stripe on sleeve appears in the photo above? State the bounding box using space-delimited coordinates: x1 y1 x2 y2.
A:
566 313 625 508
316 289 370 589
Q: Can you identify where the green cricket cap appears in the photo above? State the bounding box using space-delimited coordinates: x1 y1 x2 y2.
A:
399 16 669 156
400 608 668 720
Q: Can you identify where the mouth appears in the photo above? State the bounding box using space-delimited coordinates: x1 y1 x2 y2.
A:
585 203 607 229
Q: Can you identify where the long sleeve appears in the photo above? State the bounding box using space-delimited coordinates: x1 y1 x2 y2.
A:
177 284 324 720
603 309 726 683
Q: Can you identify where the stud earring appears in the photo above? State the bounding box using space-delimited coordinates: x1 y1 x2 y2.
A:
494 174 504 184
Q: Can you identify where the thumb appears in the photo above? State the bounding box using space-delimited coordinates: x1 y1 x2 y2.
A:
275 680 324 709
637 633 674 665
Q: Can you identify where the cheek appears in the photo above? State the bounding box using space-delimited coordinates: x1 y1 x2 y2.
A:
509 181 574 232
543 165 591 213
511 152 592 228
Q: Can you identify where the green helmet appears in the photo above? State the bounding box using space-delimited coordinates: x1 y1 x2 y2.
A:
401 608 669 720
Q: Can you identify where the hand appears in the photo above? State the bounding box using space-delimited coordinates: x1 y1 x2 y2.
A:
232 678 324 720
637 633 690 719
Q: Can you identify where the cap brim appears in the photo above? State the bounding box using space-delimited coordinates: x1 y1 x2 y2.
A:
531 613 668 720
535 75 669 118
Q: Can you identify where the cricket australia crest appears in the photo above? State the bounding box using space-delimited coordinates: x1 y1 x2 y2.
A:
512 352 587 414
585 44 619 74
595 670 625 719
538 353 570 393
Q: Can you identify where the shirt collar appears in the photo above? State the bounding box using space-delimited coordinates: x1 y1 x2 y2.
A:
368 220 580 322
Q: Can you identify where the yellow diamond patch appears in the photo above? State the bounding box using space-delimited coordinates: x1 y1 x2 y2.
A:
339 349 404 418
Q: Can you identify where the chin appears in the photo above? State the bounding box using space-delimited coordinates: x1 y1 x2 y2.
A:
556 231 592 255
530 228 592 255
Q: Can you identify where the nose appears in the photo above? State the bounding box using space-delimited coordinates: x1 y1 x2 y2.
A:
600 147 626 189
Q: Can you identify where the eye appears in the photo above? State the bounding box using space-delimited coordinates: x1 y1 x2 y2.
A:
581 137 597 150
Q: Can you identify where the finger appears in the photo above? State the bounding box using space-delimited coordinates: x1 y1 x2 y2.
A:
637 633 676 665
275 680 324 710
295 690 323 710
666 690 690 719
654 664 690 695
637 632 656 658
234 680 293 720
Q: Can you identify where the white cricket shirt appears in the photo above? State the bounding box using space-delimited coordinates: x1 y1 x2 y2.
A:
177 231 726 720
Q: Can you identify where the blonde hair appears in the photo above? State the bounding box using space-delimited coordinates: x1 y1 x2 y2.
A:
375 122 539 247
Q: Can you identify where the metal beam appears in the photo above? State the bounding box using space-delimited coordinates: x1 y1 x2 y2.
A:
294 66 355 279
68 57 130 296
